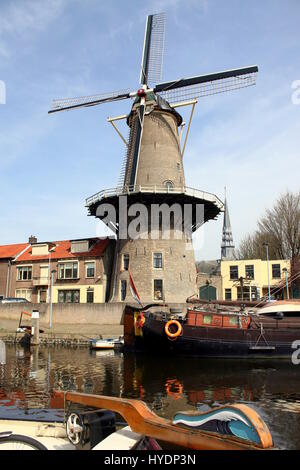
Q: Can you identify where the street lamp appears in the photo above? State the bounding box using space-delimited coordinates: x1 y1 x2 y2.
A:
282 267 289 300
49 269 57 330
263 242 271 302
47 246 56 303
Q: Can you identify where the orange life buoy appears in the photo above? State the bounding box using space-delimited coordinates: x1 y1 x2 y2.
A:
165 320 183 339
165 379 183 400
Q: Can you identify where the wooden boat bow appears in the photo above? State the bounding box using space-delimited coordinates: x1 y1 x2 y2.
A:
54 391 273 450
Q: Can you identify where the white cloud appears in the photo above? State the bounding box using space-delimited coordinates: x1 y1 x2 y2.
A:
0 0 67 58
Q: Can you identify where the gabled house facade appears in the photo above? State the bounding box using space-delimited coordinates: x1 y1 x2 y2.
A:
5 237 115 304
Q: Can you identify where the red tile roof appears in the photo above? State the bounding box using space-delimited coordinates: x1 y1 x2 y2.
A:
16 238 111 262
0 243 29 260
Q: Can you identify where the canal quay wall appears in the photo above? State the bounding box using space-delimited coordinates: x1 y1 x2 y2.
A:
0 302 125 345
0 302 187 346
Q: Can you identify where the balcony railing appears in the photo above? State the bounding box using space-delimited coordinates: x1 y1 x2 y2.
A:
32 277 49 286
85 185 224 210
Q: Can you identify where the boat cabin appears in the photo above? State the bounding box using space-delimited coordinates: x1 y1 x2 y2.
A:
186 309 250 330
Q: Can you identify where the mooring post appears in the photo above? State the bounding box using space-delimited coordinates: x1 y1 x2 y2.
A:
31 310 40 346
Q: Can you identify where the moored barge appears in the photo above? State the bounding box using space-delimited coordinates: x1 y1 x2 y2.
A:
124 300 300 358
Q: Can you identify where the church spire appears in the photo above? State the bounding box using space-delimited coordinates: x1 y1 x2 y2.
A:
221 188 235 260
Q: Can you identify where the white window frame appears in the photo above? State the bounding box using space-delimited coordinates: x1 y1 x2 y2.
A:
15 288 32 301
58 261 79 280
122 254 130 271
38 289 47 303
120 279 127 301
86 288 94 303
17 265 33 281
57 289 80 303
153 252 163 269
153 279 164 301
85 261 95 279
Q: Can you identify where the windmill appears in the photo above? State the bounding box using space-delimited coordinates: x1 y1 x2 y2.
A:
49 13 258 304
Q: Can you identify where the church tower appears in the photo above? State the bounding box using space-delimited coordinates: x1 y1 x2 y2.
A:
221 190 235 260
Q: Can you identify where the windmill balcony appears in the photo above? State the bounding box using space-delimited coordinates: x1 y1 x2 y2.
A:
85 184 224 211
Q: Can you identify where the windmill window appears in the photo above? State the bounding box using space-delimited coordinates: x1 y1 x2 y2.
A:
123 254 129 271
120 280 127 301
164 180 174 191
153 252 163 269
154 280 163 300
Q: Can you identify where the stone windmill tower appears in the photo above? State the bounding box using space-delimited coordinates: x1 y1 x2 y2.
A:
49 13 258 304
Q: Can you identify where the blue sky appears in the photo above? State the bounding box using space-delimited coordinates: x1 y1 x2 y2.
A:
0 0 299 259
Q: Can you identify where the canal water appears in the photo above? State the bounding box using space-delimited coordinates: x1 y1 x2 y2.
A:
0 344 300 449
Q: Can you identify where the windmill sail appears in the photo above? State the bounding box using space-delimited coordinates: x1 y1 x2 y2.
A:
154 65 258 103
122 116 139 188
129 105 145 187
49 89 131 114
140 13 166 86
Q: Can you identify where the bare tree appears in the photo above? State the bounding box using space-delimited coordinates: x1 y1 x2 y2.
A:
237 191 300 260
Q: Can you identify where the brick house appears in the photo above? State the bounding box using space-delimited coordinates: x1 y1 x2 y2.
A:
0 243 30 299
6 237 115 304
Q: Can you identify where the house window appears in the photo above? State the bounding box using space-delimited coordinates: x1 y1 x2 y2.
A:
272 264 281 279
58 262 78 279
120 280 127 301
58 290 80 303
86 262 95 278
251 286 258 300
17 266 32 281
154 279 163 300
153 252 163 269
237 286 251 301
225 288 232 300
15 289 32 301
230 265 238 280
245 265 254 279
87 289 94 303
39 290 47 303
123 254 129 271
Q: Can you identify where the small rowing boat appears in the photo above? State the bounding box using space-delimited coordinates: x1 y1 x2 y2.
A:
89 337 124 350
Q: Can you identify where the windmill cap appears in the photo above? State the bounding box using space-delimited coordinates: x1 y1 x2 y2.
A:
127 92 183 127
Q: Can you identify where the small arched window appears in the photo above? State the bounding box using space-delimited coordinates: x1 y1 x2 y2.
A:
164 180 174 191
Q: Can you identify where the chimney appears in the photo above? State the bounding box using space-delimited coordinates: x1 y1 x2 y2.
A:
29 235 37 244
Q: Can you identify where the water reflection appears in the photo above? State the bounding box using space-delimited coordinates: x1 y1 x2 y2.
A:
0 344 300 448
